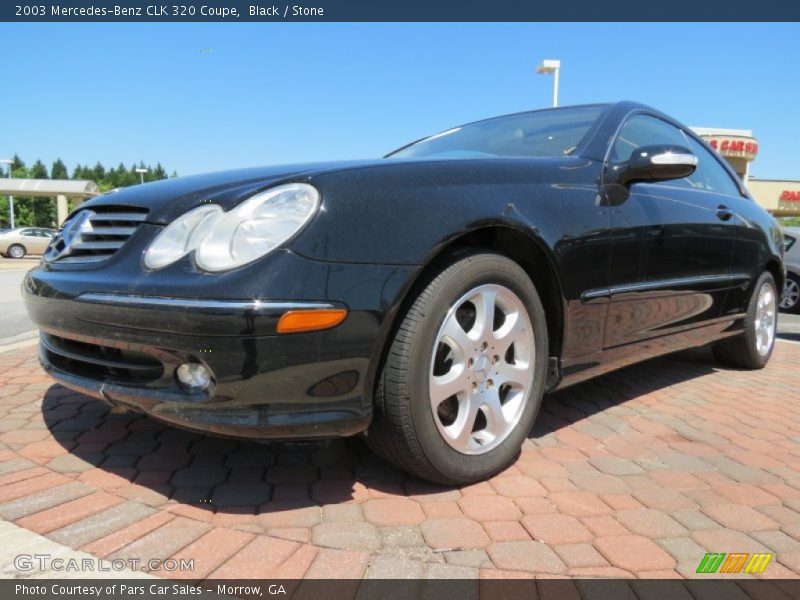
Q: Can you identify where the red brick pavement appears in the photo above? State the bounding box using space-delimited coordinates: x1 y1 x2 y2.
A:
0 342 799 579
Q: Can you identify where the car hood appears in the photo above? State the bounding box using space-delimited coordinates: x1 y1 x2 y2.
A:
77 160 382 225
76 155 586 226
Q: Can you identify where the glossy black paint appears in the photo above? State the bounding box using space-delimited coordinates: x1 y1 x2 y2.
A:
609 144 698 186
22 101 784 440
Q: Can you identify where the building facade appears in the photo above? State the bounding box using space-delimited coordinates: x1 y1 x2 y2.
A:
692 127 800 217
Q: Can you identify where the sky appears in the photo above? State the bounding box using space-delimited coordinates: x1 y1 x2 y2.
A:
1 23 798 179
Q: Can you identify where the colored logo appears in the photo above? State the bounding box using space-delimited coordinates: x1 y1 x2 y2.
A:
696 552 773 574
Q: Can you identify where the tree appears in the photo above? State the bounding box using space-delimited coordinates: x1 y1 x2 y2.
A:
779 216 800 228
129 163 141 186
11 160 56 227
30 159 48 179
2 155 178 226
10 154 24 174
153 162 167 180
90 162 105 183
51 159 68 180
11 195 35 228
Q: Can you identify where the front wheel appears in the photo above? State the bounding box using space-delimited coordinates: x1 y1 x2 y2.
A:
713 271 778 369
781 273 800 314
367 252 548 485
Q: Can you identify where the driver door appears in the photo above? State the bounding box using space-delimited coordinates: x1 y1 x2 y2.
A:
604 114 737 348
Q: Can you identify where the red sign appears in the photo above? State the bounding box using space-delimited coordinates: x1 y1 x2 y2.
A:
780 190 800 202
708 139 759 155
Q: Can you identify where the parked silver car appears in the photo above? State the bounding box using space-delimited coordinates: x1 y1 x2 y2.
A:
0 227 56 258
782 227 800 313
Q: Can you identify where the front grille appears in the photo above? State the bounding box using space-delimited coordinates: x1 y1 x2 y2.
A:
47 206 148 263
42 333 164 383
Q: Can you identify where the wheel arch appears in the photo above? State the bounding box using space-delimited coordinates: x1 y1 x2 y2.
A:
365 225 566 405
765 259 784 294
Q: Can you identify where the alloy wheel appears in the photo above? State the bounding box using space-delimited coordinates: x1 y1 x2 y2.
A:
755 281 777 356
781 278 800 311
8 245 24 259
429 284 534 455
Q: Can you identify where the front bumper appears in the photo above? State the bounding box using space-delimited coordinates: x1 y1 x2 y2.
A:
23 251 420 440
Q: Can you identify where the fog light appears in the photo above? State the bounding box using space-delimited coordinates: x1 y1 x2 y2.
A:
176 363 212 390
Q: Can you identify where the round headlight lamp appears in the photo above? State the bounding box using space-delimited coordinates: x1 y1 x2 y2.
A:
143 183 319 272
144 204 223 269
195 183 319 272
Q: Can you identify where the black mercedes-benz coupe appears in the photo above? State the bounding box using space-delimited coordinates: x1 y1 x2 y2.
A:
23 101 784 484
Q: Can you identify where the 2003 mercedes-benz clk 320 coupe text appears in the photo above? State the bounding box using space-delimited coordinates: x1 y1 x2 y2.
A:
23 102 785 484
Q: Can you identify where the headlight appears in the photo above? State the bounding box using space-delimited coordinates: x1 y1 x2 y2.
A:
144 183 320 272
195 183 319 272
144 204 223 269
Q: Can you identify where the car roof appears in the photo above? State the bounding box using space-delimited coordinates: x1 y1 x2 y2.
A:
386 102 625 159
442 101 660 127
463 102 613 124
3 227 52 233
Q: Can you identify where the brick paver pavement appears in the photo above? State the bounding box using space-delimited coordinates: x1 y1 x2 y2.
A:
0 341 799 580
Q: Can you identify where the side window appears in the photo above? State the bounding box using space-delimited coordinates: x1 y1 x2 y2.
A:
683 136 742 197
20 229 35 237
610 114 703 190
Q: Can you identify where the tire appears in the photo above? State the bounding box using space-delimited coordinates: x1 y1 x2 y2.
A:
712 271 778 369
6 244 25 259
780 273 800 314
367 251 549 485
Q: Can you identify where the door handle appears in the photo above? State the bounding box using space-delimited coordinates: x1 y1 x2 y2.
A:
716 205 733 221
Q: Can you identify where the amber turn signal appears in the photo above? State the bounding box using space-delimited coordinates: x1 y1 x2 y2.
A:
276 308 347 334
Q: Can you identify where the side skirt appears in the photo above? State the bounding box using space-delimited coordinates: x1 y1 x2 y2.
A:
551 315 745 391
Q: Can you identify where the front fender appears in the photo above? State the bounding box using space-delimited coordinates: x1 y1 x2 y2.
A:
289 158 593 266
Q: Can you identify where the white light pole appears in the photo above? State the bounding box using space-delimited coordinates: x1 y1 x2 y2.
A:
537 59 561 107
135 168 148 184
0 159 13 229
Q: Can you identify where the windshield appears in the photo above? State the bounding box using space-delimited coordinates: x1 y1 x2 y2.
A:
387 105 607 160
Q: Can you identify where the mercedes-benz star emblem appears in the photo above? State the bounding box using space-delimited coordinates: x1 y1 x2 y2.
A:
44 210 94 262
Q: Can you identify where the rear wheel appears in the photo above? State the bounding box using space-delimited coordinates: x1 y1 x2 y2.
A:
367 252 548 484
712 271 777 369
6 244 25 259
781 273 800 314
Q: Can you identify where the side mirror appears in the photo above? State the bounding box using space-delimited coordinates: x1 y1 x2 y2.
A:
611 144 698 186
